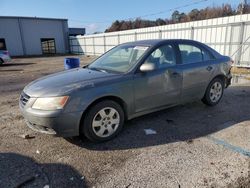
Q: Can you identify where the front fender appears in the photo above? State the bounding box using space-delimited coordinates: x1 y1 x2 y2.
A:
63 76 134 118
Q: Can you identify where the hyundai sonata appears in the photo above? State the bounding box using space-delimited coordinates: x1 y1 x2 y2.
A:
19 39 232 142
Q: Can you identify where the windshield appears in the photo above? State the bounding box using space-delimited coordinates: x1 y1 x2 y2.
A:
88 45 149 73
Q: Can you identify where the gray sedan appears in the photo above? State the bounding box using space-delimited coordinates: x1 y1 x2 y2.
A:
19 39 232 142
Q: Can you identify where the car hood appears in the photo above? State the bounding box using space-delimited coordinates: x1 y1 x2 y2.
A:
24 68 117 97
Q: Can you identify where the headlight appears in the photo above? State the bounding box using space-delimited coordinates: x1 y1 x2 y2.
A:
32 96 69 110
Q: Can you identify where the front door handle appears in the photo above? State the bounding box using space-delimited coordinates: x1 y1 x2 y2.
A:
167 69 181 77
172 72 180 76
206 66 213 71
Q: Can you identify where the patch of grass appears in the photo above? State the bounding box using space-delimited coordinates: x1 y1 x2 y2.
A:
231 67 250 74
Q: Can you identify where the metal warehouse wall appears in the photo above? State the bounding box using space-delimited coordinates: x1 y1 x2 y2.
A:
70 14 250 67
0 18 24 56
0 17 69 56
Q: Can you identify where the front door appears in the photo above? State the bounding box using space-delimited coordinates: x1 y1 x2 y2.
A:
133 44 182 112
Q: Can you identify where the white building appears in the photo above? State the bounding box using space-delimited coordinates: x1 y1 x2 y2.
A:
0 16 70 56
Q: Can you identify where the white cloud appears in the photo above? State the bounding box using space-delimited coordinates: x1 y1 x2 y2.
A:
69 20 108 34
85 23 99 34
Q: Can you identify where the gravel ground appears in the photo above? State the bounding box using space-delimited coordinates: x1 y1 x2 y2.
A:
0 55 250 188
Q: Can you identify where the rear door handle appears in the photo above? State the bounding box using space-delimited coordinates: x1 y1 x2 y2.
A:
171 71 181 77
206 66 213 71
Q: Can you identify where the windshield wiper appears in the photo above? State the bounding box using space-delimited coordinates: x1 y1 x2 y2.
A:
88 67 107 73
83 64 89 68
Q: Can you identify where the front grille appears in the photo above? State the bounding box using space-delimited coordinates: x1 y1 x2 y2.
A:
20 92 30 106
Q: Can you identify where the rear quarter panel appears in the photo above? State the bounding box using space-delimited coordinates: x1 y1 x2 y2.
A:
216 56 232 76
197 56 231 99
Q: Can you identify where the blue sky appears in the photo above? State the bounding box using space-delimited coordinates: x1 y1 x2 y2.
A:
1 0 241 34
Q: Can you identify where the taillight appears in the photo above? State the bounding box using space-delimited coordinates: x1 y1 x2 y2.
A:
3 51 9 55
229 58 234 65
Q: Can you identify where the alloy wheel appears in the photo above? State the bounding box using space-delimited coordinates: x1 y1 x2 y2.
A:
209 81 223 103
92 107 120 138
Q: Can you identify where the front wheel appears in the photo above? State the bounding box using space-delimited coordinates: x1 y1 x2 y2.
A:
81 100 124 142
202 78 224 106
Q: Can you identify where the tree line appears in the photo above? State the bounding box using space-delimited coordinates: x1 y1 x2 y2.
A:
104 2 250 33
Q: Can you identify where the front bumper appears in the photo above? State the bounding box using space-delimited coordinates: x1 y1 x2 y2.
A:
1 55 11 63
19 94 83 137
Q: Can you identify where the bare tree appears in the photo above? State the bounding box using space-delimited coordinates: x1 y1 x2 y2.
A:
105 2 250 33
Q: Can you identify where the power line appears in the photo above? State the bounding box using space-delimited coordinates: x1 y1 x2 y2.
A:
126 0 208 20
68 0 209 25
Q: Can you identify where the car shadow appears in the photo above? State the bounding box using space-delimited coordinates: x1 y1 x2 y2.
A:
0 63 35 66
0 69 24 72
66 85 250 151
0 153 86 188
12 53 80 58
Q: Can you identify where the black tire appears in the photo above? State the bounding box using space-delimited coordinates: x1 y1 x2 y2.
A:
81 100 124 142
0 58 3 65
202 78 224 106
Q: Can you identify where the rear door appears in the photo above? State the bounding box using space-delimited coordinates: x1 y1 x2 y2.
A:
177 42 216 102
133 43 182 112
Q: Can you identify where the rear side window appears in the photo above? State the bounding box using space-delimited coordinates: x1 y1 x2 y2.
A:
202 49 213 61
179 44 213 64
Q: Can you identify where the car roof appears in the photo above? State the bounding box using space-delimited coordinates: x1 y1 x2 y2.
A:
123 39 200 46
123 39 222 58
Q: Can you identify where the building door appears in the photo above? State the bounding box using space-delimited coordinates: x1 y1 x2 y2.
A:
41 38 56 54
0 39 7 50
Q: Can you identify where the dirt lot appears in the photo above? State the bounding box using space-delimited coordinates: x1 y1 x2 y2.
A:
0 56 250 188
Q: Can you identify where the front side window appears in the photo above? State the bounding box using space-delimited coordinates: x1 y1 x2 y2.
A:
145 44 176 69
89 45 149 73
179 44 213 64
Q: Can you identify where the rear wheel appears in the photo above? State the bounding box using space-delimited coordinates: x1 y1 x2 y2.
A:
0 58 4 64
81 100 124 142
202 78 224 106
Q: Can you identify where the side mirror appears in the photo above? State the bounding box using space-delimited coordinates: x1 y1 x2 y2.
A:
140 62 156 72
